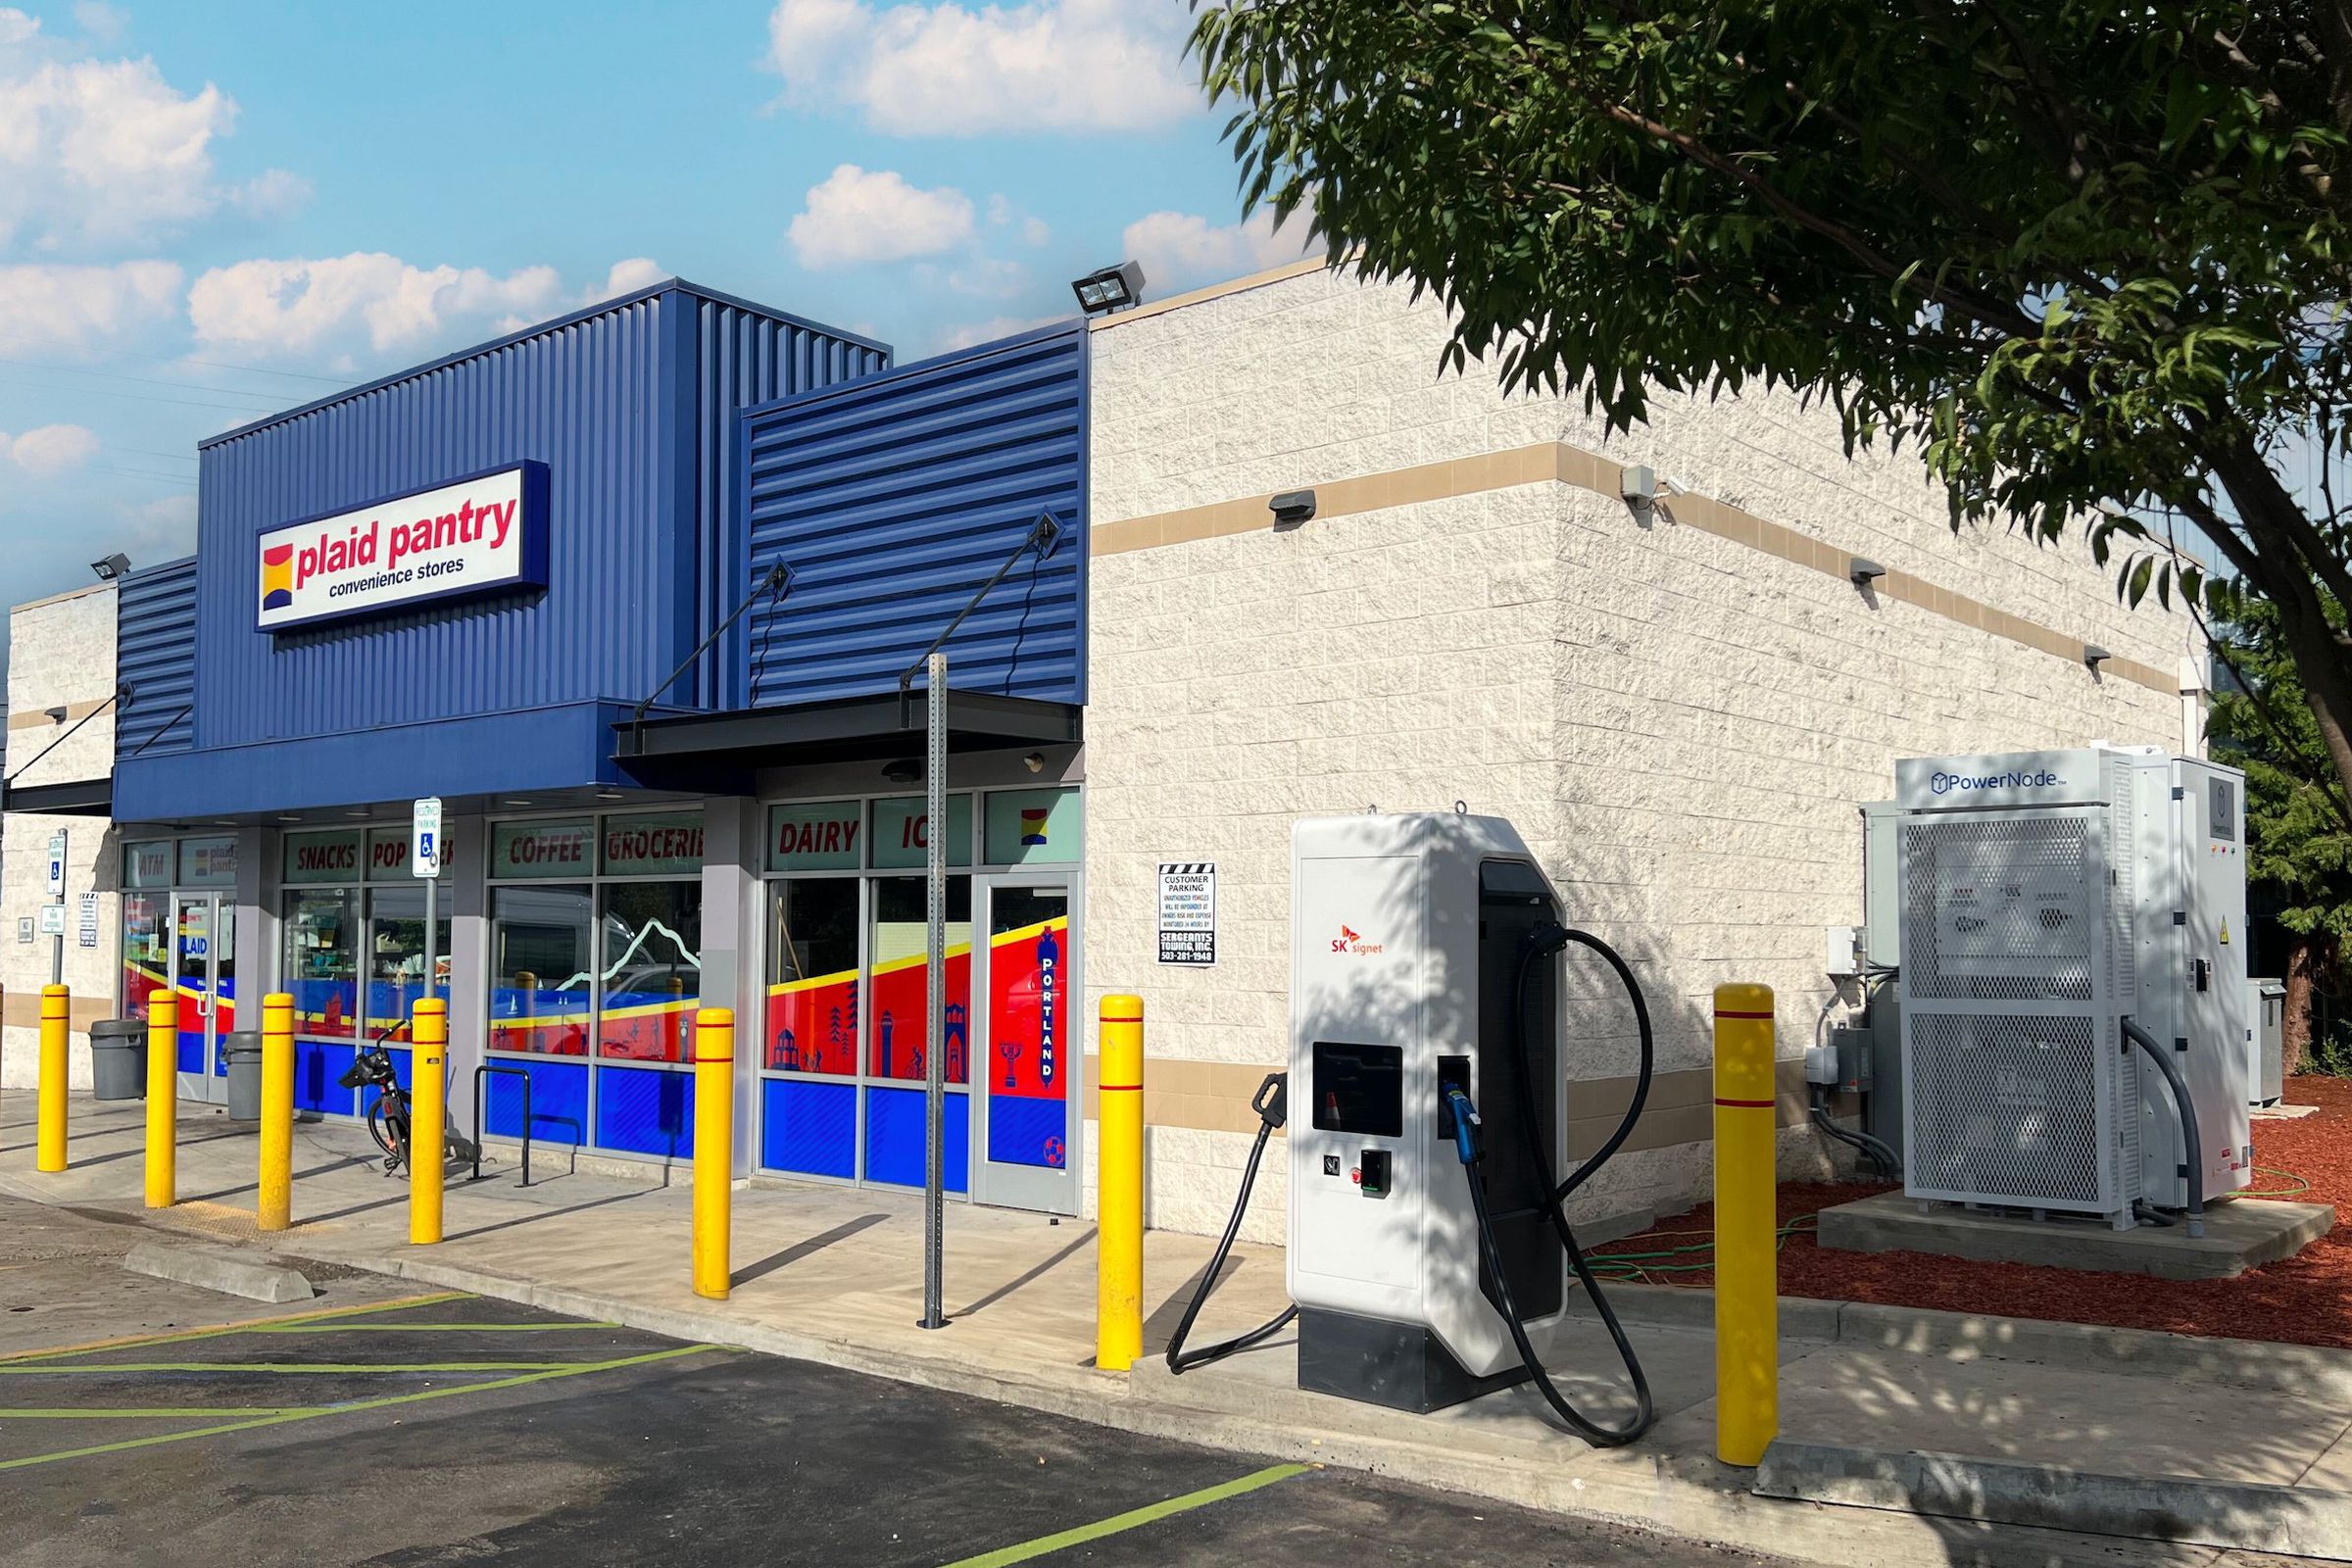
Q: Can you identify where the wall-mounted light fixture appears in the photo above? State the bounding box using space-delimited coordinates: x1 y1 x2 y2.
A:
1269 488 1317 526
1071 261 1146 316
2083 644 2111 671
882 759 923 786
1022 752 1047 774
1849 557 1886 585
90 552 130 582
43 705 67 723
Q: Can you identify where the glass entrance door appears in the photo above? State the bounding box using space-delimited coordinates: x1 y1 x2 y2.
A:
970 877 1078 1213
170 894 232 1102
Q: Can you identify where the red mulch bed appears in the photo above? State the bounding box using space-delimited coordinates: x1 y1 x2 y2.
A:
1590 1075 2352 1348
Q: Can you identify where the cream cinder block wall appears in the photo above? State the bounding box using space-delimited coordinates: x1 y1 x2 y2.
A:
1081 264 2191 1242
3 583 122 1091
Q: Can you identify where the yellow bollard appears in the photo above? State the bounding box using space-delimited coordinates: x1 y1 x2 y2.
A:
1713 983 1780 1466
258 993 295 1231
1096 995 1145 1372
410 1000 447 1245
145 996 178 1208
36 984 69 1173
692 1007 734 1300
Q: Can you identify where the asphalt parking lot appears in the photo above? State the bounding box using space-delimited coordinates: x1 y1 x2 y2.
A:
0 1197 1789 1568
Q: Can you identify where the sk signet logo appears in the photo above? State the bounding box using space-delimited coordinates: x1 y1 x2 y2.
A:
1332 924 1384 956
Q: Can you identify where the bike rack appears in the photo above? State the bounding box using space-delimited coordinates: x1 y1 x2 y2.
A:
470 1063 532 1188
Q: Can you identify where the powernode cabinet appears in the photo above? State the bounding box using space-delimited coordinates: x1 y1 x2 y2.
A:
1892 746 2251 1229
1288 812 1565 1412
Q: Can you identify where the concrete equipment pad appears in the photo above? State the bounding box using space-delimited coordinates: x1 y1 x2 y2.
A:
1816 1191 2333 1279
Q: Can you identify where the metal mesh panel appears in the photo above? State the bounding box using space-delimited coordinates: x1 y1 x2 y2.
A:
1907 1012 2104 1206
1902 815 2094 1002
2108 768 2137 1006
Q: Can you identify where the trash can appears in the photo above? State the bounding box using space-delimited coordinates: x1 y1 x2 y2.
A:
89 1019 145 1102
223 1031 265 1121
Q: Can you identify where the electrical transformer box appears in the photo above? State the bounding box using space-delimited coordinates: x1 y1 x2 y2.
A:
1892 746 2250 1229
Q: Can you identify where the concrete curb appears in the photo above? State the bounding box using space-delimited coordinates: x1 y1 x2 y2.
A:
1758 1439 2352 1562
1817 1192 2336 1282
1574 1281 2352 1397
122 1241 314 1304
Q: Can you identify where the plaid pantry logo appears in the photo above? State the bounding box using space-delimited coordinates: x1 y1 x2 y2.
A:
260 544 296 611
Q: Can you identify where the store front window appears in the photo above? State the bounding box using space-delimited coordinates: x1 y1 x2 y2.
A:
489 884 593 1055
758 787 1080 1204
483 809 705 1159
274 825 448 1114
764 877 859 1074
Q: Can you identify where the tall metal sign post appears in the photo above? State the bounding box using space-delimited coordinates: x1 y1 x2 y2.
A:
919 652 949 1331
412 798 443 1016
44 831 66 985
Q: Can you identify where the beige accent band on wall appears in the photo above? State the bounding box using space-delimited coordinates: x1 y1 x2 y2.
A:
1091 440 2176 696
7 697 116 732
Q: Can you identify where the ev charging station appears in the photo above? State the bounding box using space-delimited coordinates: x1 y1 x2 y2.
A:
1287 812 1569 1410
1159 810 1656 1446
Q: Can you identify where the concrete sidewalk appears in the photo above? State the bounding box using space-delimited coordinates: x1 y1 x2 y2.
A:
1 1098 2334 1566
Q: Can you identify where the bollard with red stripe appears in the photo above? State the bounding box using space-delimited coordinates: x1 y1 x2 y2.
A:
1713 983 1779 1464
1097 995 1145 1371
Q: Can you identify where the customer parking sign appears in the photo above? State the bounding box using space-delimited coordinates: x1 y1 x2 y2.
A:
1156 862 1216 966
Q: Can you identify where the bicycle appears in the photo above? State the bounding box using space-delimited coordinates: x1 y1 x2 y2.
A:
339 1026 479 1177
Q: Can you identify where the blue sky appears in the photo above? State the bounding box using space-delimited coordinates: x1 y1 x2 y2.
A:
0 0 1310 610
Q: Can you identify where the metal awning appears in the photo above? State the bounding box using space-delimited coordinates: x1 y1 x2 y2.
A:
613 690 1080 784
1 775 113 816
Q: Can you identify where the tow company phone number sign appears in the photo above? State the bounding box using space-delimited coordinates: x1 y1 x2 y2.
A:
255 462 549 632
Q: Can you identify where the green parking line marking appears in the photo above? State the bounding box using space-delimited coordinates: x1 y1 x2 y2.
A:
0 1407 328 1418
0 1362 585 1376
251 1322 624 1334
0 1292 473 1365
0 1344 720 1472
937 1463 1311 1568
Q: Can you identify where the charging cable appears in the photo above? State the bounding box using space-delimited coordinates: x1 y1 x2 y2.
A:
1164 1072 1298 1374
1447 923 1658 1447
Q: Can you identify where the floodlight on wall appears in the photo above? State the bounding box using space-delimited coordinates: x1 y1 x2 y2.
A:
1849 557 1886 585
1071 261 1146 316
2083 643 2112 670
882 759 923 785
1023 752 1047 774
90 552 130 581
43 705 66 723
1269 489 1317 525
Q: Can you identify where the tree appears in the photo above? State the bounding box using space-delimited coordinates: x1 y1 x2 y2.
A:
2209 586 2352 1072
1190 2 2352 801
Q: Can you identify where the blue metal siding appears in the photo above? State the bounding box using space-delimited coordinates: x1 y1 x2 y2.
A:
115 557 197 760
695 300 890 710
740 321 1086 710
114 281 885 819
193 295 680 748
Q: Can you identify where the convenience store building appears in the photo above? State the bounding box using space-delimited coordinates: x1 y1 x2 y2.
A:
3 262 2199 1235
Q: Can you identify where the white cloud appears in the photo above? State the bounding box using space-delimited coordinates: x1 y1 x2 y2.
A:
2 422 98 474
186 252 565 364
765 0 1199 135
986 194 1051 248
585 257 669 303
787 165 974 270
0 20 306 253
932 312 1061 355
0 259 180 347
1119 209 1320 295
119 491 195 560
70 2 123 44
